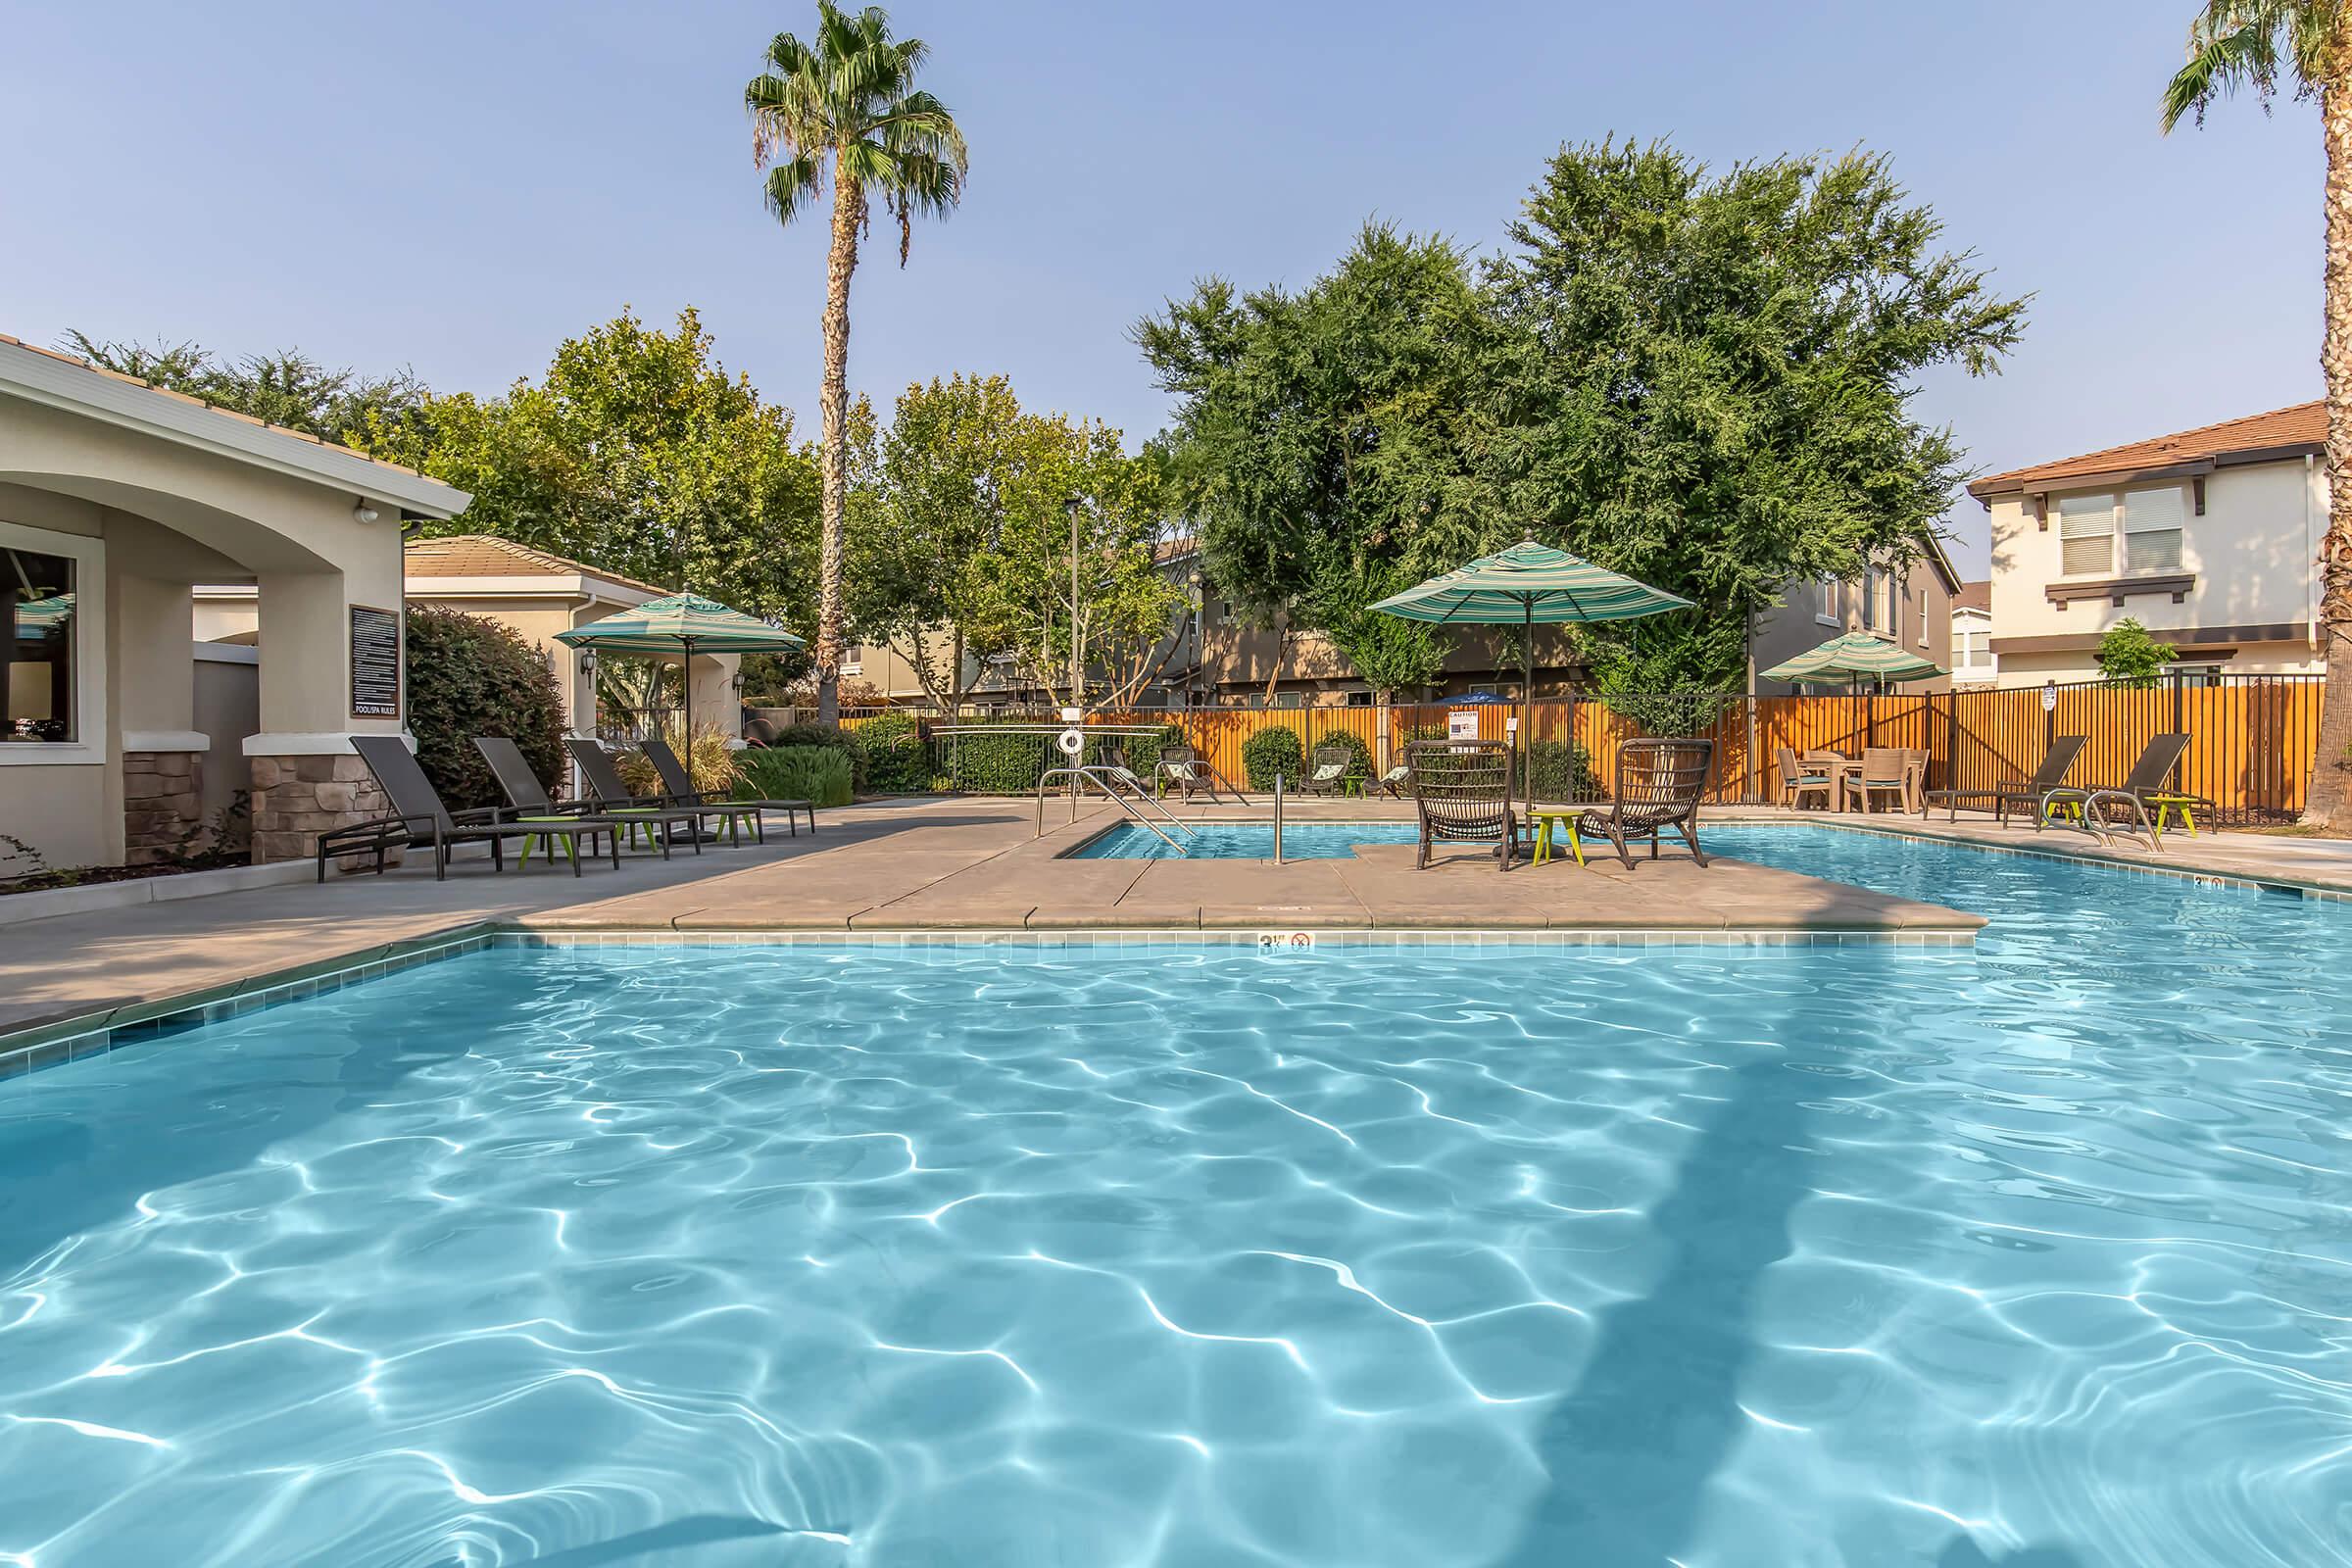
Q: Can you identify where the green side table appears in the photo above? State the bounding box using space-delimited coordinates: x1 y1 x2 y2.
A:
1527 806 1583 867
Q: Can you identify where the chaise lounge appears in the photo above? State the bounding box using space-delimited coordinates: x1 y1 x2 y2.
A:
1921 734 2087 825
323 734 623 881
644 735 812 838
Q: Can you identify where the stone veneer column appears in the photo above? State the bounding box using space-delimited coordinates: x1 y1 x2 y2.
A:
249 753 391 868
122 750 204 866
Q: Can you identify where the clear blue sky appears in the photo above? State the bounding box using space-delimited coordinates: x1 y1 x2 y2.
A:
0 0 2322 575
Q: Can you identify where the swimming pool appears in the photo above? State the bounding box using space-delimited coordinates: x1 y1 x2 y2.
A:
1071 821 1418 858
3 826 2349 1565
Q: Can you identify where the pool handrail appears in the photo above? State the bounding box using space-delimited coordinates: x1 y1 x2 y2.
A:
1036 764 1194 855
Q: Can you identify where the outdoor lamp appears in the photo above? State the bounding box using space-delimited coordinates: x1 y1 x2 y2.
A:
731 670 745 695
580 648 598 678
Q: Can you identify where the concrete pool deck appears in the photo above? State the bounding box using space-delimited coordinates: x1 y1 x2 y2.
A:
9 790 2352 1046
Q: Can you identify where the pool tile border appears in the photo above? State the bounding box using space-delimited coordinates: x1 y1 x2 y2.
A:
0 921 1971 1086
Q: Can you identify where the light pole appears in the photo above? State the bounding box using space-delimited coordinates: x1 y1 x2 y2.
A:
1065 494 1084 710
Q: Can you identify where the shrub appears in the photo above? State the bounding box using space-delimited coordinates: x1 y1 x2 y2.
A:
615 722 735 797
1523 738 1596 801
852 710 930 793
1241 726 1305 790
406 606 565 810
736 745 854 808
2095 617 2176 688
764 720 867 791
1600 689 1728 739
944 722 1055 794
1308 728 1374 787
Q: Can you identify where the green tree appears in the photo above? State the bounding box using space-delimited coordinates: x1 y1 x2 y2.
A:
2164 4 2352 822
360 307 820 627
2095 617 2178 687
957 413 1178 708
848 374 1021 709
60 331 426 447
746 2 969 724
1138 224 1497 698
1482 139 2025 696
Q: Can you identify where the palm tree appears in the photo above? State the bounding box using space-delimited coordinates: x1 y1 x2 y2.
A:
2165 4 2352 822
747 4 967 725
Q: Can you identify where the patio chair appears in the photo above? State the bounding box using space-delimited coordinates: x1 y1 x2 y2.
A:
322 734 622 882
475 736 686 859
1153 743 1238 804
565 737 730 852
1404 739 1516 870
1375 763 1412 799
1300 743 1354 797
1567 738 1713 869
1850 748 1911 814
2038 733 2206 844
1921 734 2086 825
641 735 804 843
1775 747 1834 811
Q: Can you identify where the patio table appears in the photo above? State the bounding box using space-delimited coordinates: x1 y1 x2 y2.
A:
1828 756 1926 813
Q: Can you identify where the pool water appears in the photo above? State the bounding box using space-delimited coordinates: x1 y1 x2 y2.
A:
1071 821 1418 858
5 827 2351 1566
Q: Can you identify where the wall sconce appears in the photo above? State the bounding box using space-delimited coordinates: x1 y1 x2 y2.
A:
730 670 745 696
579 648 598 678
352 501 380 524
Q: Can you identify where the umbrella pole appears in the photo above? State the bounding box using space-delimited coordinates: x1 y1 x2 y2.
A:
1521 601 1534 818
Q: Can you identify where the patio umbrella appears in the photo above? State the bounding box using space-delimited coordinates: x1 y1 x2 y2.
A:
1761 630 1944 690
1369 538 1691 806
553 591 804 744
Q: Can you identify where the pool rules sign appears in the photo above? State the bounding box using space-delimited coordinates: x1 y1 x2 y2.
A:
350 606 400 718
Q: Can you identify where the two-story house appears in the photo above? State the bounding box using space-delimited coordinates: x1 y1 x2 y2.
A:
1966 402 2326 685
1950 580 1995 687
1747 541 1962 695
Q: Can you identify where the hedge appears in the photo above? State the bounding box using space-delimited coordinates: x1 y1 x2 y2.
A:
763 720 866 792
735 745 854 808
852 711 930 793
406 606 564 810
1241 726 1304 791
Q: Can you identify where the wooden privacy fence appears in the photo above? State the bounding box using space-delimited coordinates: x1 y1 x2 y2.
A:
832 675 2326 823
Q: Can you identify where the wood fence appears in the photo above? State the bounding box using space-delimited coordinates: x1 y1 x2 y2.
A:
832 674 2327 823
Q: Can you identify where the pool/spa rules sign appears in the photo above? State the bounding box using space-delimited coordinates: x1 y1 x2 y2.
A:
349 606 400 718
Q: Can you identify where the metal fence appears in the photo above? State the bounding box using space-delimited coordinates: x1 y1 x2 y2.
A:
797 675 2326 823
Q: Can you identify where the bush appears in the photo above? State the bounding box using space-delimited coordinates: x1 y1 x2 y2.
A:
1308 728 1374 787
406 606 565 810
735 745 854 808
944 722 1055 794
852 711 930 793
764 720 867 791
1241 726 1305 791
1523 738 1596 801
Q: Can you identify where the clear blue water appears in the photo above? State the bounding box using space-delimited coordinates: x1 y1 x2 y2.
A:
4 826 2352 1566
1072 821 1419 858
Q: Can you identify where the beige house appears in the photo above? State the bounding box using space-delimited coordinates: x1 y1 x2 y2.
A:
0 333 467 869
1748 543 1961 696
1951 580 1995 687
1968 402 2326 684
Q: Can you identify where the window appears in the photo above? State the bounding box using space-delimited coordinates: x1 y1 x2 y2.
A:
4 546 76 743
1859 568 1878 632
2058 494 2114 576
1956 627 1990 665
1816 578 1839 625
2124 487 2184 572
2056 485 2187 577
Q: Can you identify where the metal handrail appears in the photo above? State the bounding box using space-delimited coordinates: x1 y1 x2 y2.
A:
1273 772 1284 863
1036 765 1191 855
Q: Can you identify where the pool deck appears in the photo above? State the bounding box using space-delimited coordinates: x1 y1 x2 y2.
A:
9 792 2352 1046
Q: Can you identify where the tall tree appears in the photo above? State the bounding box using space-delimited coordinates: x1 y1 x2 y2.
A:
60 331 426 448
2164 4 2352 823
359 307 820 628
746 3 968 723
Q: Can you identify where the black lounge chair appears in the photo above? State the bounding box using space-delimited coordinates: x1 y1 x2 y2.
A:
323 734 621 881
2039 732 2206 846
1570 738 1713 869
642 736 812 838
476 736 687 859
1922 734 2086 825
1405 739 1517 870
565 737 732 850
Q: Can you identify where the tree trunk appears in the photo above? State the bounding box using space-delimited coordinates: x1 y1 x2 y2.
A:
2310 59 2352 825
813 160 866 728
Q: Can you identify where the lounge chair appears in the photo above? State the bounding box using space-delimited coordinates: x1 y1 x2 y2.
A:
566 737 735 850
1405 739 1516 870
323 734 622 882
1566 738 1713 869
1774 747 1834 811
1154 743 1238 804
475 736 688 859
1849 748 1910 814
1921 734 2086 825
641 736 800 842
1300 743 1353 797
1375 763 1412 799
2039 732 2206 845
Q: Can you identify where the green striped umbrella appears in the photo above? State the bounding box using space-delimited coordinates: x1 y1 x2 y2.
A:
1761 630 1943 689
1370 539 1691 807
554 592 803 739
12 594 74 638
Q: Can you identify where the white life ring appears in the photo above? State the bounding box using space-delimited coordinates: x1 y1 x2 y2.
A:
1056 727 1085 757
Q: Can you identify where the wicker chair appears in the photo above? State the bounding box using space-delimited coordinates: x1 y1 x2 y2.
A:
1154 742 1237 804
1300 742 1354 796
1570 738 1714 869
1405 740 1516 870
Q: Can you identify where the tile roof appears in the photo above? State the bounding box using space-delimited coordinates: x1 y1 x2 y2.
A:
1953 579 1989 614
1968 400 2324 497
404 534 673 598
0 331 436 479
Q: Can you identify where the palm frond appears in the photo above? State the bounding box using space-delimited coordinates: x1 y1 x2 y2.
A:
2160 0 2325 129
763 154 825 224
